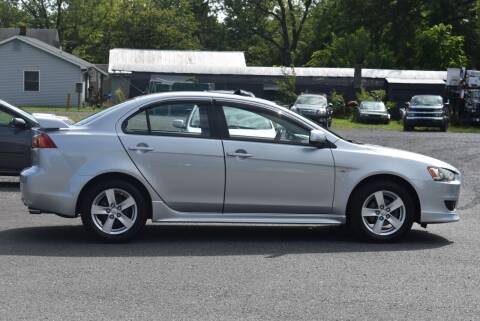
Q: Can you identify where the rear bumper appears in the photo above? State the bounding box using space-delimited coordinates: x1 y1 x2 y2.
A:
20 165 91 217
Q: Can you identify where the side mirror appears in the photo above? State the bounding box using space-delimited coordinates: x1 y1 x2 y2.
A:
309 129 327 147
328 103 333 107
172 119 186 129
10 118 27 129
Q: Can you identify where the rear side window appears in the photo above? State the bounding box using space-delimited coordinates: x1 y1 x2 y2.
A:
123 102 211 137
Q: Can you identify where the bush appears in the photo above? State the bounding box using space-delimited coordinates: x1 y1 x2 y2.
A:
356 89 385 102
329 90 347 117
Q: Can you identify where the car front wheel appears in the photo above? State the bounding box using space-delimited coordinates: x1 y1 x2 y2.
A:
80 180 148 242
348 180 415 242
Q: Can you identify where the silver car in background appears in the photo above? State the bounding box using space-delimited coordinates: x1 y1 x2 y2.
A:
291 94 333 127
20 92 461 242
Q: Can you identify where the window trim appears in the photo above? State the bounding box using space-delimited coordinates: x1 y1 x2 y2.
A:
213 100 315 147
122 99 218 139
23 70 40 92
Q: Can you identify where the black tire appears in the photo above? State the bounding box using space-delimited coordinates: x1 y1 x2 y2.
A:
440 122 448 132
80 179 148 242
327 119 332 128
348 179 415 242
403 122 412 131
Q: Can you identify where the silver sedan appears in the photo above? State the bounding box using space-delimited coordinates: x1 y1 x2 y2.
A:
20 92 461 242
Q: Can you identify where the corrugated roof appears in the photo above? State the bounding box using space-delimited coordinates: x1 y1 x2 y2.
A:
108 48 446 80
108 48 246 73
0 36 107 76
386 78 446 84
0 28 60 48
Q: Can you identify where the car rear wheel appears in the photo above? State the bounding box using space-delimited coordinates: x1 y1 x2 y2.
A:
348 180 415 242
80 180 148 242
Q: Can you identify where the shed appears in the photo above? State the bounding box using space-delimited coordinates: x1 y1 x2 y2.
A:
386 78 446 105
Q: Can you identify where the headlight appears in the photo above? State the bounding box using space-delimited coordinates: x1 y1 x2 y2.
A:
317 108 326 114
427 167 456 182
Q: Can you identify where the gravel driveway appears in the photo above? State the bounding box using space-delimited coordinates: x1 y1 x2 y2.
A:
0 129 479 321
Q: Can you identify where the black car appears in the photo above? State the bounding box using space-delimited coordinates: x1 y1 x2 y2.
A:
0 100 72 176
404 95 449 132
354 101 390 124
291 94 333 127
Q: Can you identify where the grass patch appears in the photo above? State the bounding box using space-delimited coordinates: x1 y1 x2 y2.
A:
332 118 403 131
332 117 480 133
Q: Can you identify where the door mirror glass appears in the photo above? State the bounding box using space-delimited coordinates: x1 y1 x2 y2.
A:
172 119 186 129
10 117 27 129
310 129 327 147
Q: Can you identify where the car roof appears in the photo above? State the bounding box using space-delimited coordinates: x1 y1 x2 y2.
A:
133 91 277 107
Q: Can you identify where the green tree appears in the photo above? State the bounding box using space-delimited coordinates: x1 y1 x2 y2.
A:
307 28 395 68
0 0 26 27
414 24 468 69
220 0 318 66
275 66 297 105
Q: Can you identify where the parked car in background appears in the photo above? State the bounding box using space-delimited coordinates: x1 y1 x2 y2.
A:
291 94 333 127
21 92 461 243
404 95 449 132
0 99 72 176
354 101 390 124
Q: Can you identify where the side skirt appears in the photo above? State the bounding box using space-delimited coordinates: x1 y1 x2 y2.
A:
152 201 345 225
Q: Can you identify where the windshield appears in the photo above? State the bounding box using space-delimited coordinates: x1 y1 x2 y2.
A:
411 96 443 106
360 101 386 111
296 95 327 106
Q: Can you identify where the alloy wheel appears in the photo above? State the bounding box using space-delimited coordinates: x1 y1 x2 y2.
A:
361 190 406 236
90 188 138 235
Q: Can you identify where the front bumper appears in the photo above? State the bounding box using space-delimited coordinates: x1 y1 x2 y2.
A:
358 114 389 122
414 177 461 224
405 116 446 127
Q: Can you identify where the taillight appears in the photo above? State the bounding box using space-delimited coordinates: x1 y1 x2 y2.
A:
32 133 57 148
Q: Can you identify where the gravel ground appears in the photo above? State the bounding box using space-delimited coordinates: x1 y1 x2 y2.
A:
0 129 479 321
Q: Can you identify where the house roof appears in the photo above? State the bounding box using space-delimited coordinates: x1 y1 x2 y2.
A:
0 28 60 48
108 48 446 81
0 36 107 76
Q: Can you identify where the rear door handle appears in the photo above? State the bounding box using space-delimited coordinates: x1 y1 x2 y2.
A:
227 149 253 158
128 144 154 152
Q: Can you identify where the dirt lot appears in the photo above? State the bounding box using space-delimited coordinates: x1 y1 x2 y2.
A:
0 128 479 320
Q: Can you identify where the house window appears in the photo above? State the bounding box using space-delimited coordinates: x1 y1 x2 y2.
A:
24 71 39 92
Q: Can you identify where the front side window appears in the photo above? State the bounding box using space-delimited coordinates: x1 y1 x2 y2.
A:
0 109 15 127
24 71 39 92
124 102 211 137
221 105 310 145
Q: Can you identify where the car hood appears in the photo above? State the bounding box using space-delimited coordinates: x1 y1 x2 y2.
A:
295 103 327 109
410 104 443 110
31 113 73 129
360 110 388 115
357 143 459 173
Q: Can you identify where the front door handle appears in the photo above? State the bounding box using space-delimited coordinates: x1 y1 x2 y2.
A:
227 149 253 158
